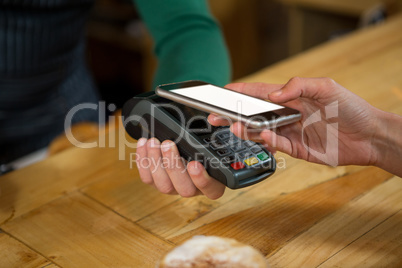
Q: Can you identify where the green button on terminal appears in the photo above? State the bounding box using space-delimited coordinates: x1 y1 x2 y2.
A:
257 152 269 161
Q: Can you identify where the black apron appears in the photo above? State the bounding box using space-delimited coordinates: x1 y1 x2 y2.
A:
0 0 100 163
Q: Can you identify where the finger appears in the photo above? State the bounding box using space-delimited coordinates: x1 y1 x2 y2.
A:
135 138 154 185
207 113 232 126
265 146 277 155
160 141 201 197
260 129 293 156
227 123 278 155
187 161 225 200
147 138 177 195
230 122 264 142
268 77 340 103
225 82 284 100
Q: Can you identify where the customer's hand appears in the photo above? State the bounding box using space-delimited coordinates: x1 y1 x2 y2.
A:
208 77 380 167
135 138 226 199
135 77 402 199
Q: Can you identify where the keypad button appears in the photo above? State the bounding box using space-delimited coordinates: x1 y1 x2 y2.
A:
233 146 246 153
244 157 259 166
250 145 263 154
244 140 255 147
217 132 230 140
221 155 236 164
225 137 237 144
210 140 225 149
228 141 244 152
203 137 212 143
257 152 270 161
225 138 237 146
237 151 251 159
216 149 230 156
231 162 245 170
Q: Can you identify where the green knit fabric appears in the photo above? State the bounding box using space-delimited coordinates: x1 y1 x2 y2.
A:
134 0 231 89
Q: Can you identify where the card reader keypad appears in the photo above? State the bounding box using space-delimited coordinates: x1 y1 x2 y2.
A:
203 129 271 170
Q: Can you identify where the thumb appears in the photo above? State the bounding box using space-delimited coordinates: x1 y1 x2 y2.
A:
269 77 339 103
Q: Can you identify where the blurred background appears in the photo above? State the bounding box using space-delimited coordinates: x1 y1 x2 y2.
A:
85 0 402 109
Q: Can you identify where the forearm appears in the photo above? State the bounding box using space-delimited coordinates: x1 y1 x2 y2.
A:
134 0 231 89
372 109 402 176
152 22 230 88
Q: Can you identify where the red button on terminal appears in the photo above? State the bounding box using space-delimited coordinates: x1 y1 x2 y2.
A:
231 162 245 170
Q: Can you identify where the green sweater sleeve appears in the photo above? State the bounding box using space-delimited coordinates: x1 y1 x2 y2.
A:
133 0 231 89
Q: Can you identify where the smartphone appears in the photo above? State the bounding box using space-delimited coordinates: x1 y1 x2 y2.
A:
156 80 301 129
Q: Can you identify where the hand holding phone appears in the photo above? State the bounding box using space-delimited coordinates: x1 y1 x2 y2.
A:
156 80 301 129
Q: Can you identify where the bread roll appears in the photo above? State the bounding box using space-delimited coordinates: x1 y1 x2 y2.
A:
158 236 268 268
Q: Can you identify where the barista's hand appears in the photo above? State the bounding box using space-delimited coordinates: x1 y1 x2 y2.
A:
208 77 379 167
135 138 225 199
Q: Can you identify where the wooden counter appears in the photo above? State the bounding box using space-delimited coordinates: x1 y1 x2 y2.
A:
1 14 402 268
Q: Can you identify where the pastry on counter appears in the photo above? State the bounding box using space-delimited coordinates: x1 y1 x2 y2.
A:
158 235 269 268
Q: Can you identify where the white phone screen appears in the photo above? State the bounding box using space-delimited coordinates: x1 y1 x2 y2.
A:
171 85 284 116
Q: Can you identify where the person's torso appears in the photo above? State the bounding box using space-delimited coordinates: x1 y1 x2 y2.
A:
0 0 100 162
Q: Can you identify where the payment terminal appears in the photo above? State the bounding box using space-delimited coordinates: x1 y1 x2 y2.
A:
122 91 276 189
